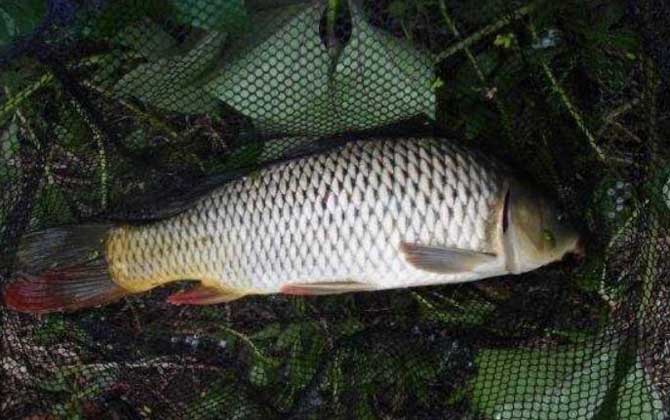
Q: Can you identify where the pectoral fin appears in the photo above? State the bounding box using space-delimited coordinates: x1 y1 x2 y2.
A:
281 281 374 296
167 284 250 305
400 242 497 274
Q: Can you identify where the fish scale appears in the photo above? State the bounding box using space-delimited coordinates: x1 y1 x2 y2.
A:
105 137 507 294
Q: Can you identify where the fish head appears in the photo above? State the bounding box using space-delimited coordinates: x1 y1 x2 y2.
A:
503 182 582 274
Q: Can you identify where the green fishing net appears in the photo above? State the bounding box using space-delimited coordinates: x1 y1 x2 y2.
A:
1 0 669 418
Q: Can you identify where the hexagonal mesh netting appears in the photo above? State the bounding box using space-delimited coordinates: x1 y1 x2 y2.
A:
1 0 669 418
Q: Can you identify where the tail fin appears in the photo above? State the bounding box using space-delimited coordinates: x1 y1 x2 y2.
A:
3 224 129 314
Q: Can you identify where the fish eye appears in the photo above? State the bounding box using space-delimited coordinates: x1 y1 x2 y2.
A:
543 229 556 248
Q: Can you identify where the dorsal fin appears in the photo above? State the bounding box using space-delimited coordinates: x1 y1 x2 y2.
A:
100 171 249 224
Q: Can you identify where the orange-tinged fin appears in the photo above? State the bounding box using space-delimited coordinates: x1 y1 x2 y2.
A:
280 281 374 296
167 285 248 305
400 241 497 274
2 223 130 314
3 262 128 314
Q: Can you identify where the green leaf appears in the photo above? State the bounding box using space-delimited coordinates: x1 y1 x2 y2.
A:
86 53 123 91
470 332 665 420
248 358 275 387
0 0 47 46
494 33 515 49
614 359 666 420
33 184 76 226
606 29 639 53
172 0 248 33
275 323 303 351
472 337 620 419
286 330 325 389
251 322 282 341
206 2 435 136
34 315 90 346
114 32 226 114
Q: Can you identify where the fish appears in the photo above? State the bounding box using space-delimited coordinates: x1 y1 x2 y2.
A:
2 137 584 313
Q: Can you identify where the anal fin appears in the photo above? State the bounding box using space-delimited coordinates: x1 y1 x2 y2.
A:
167 284 249 305
280 281 374 296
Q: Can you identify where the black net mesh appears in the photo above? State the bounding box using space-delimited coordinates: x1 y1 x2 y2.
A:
1 0 669 418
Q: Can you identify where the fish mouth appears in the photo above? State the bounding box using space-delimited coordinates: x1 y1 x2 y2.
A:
573 236 586 258
562 235 586 264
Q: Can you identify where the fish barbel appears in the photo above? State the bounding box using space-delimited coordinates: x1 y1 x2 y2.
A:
3 137 583 313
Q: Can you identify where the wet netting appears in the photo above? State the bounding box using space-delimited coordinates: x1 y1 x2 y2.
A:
1 0 669 418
